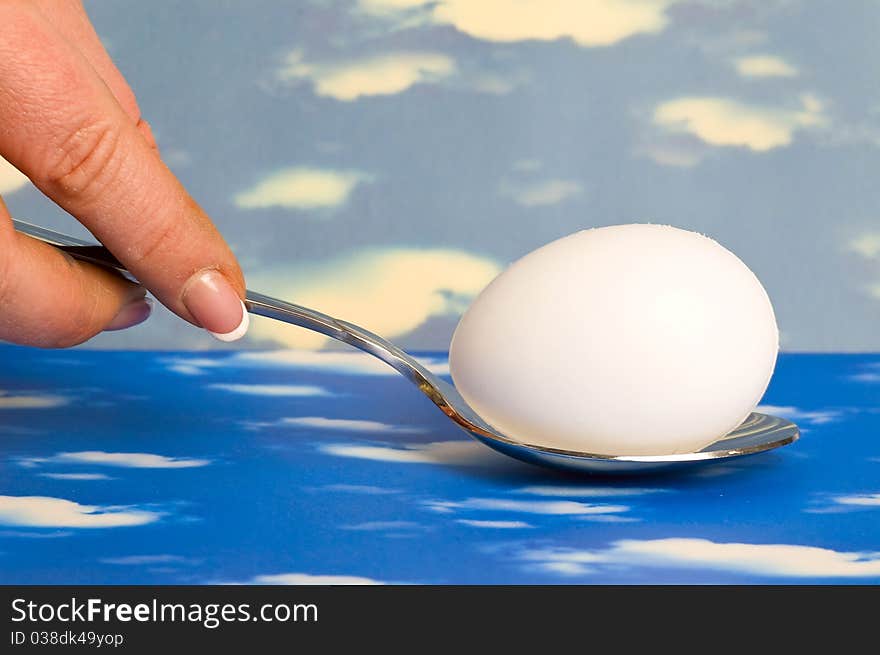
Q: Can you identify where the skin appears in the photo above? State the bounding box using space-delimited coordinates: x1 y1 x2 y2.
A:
0 0 245 347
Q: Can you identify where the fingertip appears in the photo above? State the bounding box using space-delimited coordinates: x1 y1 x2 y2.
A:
0 231 153 347
209 300 249 342
181 269 249 340
104 296 152 332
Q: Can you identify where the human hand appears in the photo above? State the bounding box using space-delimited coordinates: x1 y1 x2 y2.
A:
0 0 248 348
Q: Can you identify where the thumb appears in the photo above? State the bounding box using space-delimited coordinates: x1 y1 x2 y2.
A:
0 198 150 348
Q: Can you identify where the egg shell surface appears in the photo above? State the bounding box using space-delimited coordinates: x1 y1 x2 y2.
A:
449 224 779 456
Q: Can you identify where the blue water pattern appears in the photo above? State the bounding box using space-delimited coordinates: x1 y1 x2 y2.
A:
0 345 878 584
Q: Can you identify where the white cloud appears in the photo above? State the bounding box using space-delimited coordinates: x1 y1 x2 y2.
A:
521 538 880 578
101 555 191 565
279 46 526 99
28 451 210 469
578 515 641 523
342 521 422 531
250 573 384 585
0 156 29 194
850 233 880 259
234 166 369 210
802 506 852 515
248 248 499 349
359 0 677 47
501 178 583 207
38 473 113 481
538 560 597 575
806 490 880 514
272 416 423 433
208 383 332 397
280 49 454 101
164 351 450 377
320 440 513 466
0 496 160 528
456 519 533 528
616 538 880 577
159 356 239 376
320 484 400 495
426 497 630 515
653 94 825 151
850 372 880 383
0 530 73 538
756 405 841 425
517 485 668 497
166 363 208 376
832 494 880 507
0 391 67 409
733 55 798 78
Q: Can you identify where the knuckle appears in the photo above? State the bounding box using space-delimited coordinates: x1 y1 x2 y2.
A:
126 213 179 267
41 117 123 203
116 86 141 123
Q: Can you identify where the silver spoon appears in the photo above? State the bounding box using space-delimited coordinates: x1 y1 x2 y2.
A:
14 219 799 474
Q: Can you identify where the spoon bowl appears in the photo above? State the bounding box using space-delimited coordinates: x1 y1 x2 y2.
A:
14 219 799 474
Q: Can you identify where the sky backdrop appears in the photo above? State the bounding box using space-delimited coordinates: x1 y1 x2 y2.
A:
1 0 879 352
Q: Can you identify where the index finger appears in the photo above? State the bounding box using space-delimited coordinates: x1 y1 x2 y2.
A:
32 0 141 123
0 2 247 340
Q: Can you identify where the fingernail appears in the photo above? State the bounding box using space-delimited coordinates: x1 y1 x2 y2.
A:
181 269 248 342
105 298 153 332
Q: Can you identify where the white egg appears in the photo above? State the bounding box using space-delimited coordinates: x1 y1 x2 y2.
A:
449 224 778 456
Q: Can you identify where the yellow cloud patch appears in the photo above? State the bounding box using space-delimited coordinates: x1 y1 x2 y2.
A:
850 233 880 259
0 496 159 528
503 178 583 207
358 0 426 13
251 573 384 585
0 156 28 195
0 391 67 409
734 55 799 78
280 50 455 101
234 167 369 210
248 248 500 349
360 0 676 47
653 94 825 151
523 538 880 577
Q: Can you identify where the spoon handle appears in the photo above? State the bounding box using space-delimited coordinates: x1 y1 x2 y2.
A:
11 218 446 393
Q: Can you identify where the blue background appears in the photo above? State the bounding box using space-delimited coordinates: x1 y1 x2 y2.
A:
1 345 879 584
